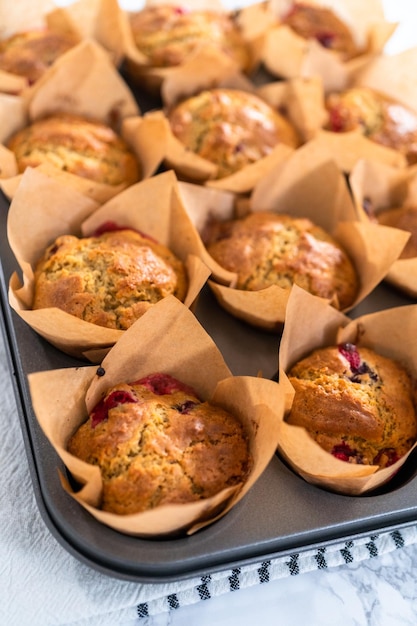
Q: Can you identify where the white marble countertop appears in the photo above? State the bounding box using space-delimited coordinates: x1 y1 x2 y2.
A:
3 1 417 624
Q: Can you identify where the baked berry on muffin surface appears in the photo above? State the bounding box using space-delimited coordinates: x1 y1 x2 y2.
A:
282 2 359 60
325 87 417 164
286 342 417 468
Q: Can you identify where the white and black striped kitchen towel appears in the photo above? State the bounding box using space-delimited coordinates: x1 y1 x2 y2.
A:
134 525 417 619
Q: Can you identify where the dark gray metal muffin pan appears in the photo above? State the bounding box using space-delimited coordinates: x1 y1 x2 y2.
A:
2 78 417 582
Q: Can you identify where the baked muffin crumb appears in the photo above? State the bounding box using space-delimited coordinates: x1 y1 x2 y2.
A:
67 373 251 514
0 29 78 85
286 343 417 467
168 88 299 179
6 113 141 186
204 211 358 309
32 228 188 330
129 4 250 71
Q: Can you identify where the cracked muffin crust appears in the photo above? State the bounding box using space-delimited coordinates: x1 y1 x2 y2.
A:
6 113 141 186
286 343 417 468
32 228 188 330
168 88 299 179
0 28 78 85
67 373 252 515
203 211 358 310
129 4 250 71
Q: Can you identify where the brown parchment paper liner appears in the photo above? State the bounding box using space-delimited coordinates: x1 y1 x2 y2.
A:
95 0 261 98
0 39 147 202
276 285 417 495
27 295 285 537
7 168 211 362
253 0 396 91
349 158 417 298
182 141 409 330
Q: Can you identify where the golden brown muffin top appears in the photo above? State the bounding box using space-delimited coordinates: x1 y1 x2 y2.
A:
168 88 299 179
6 113 141 186
0 29 78 84
67 373 251 514
129 4 250 71
282 2 359 60
32 227 188 330
325 87 417 164
204 211 358 310
286 343 417 467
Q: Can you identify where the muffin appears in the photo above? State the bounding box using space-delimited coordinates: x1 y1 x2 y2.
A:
0 28 78 85
6 113 141 186
281 2 359 61
128 4 250 72
168 88 299 179
203 211 359 310
67 372 252 515
32 227 188 330
324 87 417 165
376 206 417 259
286 342 417 468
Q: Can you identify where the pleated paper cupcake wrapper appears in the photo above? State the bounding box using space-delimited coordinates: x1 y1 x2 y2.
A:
27 294 285 537
181 141 410 330
258 42 417 173
349 158 417 298
95 0 262 98
7 168 211 362
276 285 417 496
254 0 396 89
0 39 148 203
